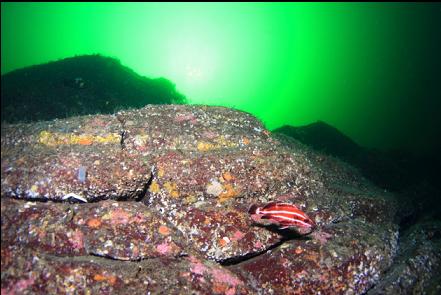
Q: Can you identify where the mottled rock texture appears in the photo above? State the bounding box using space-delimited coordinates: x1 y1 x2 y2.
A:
2 105 439 294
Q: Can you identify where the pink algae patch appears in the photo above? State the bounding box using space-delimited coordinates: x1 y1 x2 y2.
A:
130 213 146 224
188 255 208 275
254 241 264 248
188 256 242 292
231 230 245 241
175 112 197 124
156 241 170 255
5 276 36 294
211 269 242 286
109 208 131 225
69 229 84 250
250 214 263 223
311 230 333 245
202 130 218 139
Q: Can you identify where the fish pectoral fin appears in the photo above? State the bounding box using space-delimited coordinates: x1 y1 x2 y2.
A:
260 215 271 220
278 222 296 229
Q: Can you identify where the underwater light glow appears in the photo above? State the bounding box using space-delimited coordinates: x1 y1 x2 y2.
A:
1 2 440 153
165 29 219 86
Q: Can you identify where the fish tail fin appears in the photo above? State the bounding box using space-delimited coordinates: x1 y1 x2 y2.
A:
248 204 259 214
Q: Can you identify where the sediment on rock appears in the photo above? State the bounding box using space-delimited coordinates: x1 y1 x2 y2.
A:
2 105 432 294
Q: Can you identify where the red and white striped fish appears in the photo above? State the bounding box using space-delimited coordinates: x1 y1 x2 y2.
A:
248 202 316 233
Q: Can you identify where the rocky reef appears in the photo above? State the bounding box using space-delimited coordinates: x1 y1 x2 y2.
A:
1 55 187 124
1 105 440 294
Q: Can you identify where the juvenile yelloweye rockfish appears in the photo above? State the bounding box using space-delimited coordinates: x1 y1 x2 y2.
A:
248 202 316 234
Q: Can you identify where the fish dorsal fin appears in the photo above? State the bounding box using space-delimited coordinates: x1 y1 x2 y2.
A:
262 202 278 210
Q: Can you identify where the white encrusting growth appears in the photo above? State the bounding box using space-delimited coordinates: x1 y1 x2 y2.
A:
62 193 88 203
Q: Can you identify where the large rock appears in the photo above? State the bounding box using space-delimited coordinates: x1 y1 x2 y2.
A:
0 105 424 294
367 221 441 294
1 55 187 123
273 122 362 161
229 218 398 294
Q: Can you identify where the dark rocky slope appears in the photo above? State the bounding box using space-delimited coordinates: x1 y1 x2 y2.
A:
1 55 186 123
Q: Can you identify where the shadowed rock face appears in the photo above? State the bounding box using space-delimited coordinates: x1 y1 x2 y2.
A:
1 55 187 124
273 122 441 222
1 105 440 294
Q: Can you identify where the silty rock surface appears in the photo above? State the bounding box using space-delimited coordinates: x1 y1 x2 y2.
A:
1 104 434 294
366 221 441 295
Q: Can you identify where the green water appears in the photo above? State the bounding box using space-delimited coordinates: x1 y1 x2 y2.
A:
1 2 440 153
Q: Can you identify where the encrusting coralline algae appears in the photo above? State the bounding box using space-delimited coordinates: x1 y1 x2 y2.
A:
1 105 439 294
